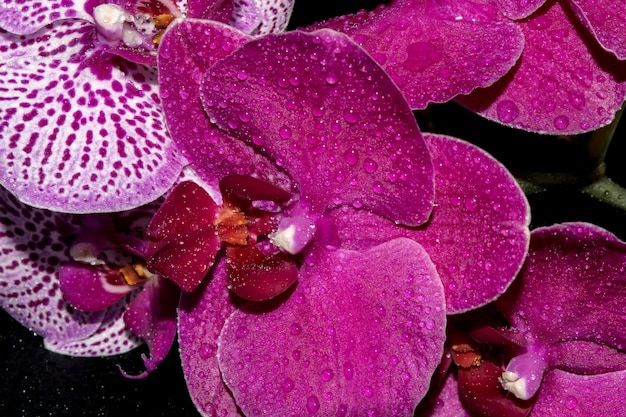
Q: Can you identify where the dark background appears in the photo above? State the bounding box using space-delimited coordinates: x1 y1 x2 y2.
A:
3 1 626 416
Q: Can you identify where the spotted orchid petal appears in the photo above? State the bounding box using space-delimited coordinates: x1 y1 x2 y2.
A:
178 260 245 417
0 0 90 34
217 238 446 416
201 29 435 226
496 222 626 352
231 0 294 35
158 19 294 192
327 134 530 313
59 263 135 311
0 185 106 345
44 294 143 356
457 0 626 134
305 0 525 110
0 20 185 213
491 0 546 19
122 276 179 378
530 369 626 416
569 0 626 60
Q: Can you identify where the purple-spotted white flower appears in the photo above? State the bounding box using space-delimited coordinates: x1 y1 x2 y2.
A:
152 20 530 416
422 223 626 417
0 0 294 214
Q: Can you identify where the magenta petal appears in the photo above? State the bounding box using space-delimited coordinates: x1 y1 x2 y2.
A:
59 264 134 311
122 277 180 377
413 134 530 313
457 0 626 134
158 19 293 190
570 0 626 59
531 369 626 416
0 21 185 213
218 238 446 416
201 29 435 226
307 0 524 109
178 260 245 417
327 134 530 313
492 0 546 19
0 0 89 34
420 372 472 417
497 222 626 350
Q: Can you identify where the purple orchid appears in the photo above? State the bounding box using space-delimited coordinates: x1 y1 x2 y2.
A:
0 0 294 214
457 0 626 134
151 20 530 415
304 0 526 110
423 222 626 417
0 183 179 377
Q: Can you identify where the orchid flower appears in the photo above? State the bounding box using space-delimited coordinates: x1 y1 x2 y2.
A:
0 183 179 377
423 222 626 417
457 0 626 134
0 0 294 214
152 20 530 415
304 0 526 110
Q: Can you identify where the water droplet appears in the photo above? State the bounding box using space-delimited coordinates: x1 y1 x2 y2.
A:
388 355 400 366
235 326 248 339
290 323 302 335
344 149 358 166
336 404 348 417
372 181 384 194
363 158 378 173
343 362 354 380
565 395 578 410
553 115 569 130
307 395 320 414
568 91 585 110
496 100 519 123
282 377 295 392
320 368 335 381
464 197 478 212
325 73 338 84
236 71 248 81
362 386 374 398
343 109 358 124
279 125 292 139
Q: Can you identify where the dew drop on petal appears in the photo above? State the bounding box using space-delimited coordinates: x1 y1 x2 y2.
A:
320 368 335 381
553 115 569 130
279 125 292 139
344 149 358 166
325 73 338 84
496 100 519 123
363 158 378 173
343 362 354 380
343 109 358 124
307 395 320 414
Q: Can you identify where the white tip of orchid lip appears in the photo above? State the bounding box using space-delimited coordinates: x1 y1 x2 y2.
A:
93 4 131 42
500 371 531 400
69 242 104 265
270 216 316 255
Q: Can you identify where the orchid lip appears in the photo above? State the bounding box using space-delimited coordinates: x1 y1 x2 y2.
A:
499 344 549 400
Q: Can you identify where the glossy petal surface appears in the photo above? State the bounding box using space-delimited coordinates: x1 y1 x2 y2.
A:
0 186 104 344
492 0 545 19
179 261 244 417
44 296 143 356
457 0 626 134
496 222 626 350
158 20 293 191
570 0 626 59
231 0 294 35
123 277 179 377
531 369 626 416
201 29 434 226
218 239 446 416
0 21 185 213
328 134 530 313
307 0 524 109
0 0 88 34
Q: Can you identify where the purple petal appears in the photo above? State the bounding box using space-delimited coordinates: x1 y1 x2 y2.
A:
548 340 626 375
231 0 294 35
0 21 185 213
492 0 546 19
569 0 626 59
457 0 626 134
531 369 626 416
327 134 530 313
44 294 143 356
59 263 134 311
306 0 524 109
420 372 471 417
497 222 626 350
201 29 435 226
0 186 104 344
0 0 89 34
158 19 293 191
178 260 245 417
218 238 446 416
122 276 179 377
